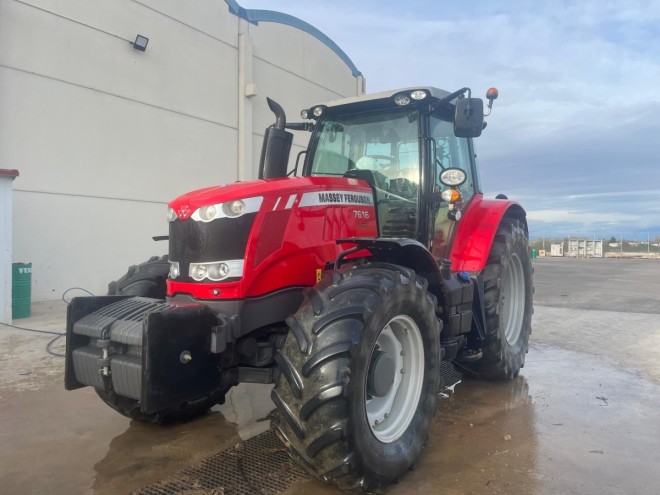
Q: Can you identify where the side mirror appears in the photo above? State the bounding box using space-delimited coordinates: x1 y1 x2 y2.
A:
454 98 484 138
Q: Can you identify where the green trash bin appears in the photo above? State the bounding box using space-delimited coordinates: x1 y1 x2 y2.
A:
531 249 538 259
12 262 32 319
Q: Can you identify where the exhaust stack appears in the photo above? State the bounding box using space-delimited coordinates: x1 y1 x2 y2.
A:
258 98 293 179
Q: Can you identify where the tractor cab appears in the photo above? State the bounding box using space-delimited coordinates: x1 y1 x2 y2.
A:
300 87 489 259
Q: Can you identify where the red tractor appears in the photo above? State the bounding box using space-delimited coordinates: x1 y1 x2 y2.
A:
65 86 532 492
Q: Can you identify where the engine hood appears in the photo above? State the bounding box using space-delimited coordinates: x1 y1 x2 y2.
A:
168 176 369 220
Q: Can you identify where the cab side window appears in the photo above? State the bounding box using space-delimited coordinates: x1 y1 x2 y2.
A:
429 115 474 202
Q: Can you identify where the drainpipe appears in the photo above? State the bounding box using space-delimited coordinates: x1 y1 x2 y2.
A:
237 23 256 181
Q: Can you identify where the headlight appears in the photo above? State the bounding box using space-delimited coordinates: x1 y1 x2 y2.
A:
191 197 263 222
189 260 244 282
168 261 180 279
223 200 245 217
393 94 411 106
191 264 208 281
313 106 324 117
439 168 467 187
410 90 428 100
167 207 178 222
208 263 230 280
301 109 309 119
199 205 217 222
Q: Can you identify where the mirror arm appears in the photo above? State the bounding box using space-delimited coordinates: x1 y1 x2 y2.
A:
285 122 315 131
439 87 470 105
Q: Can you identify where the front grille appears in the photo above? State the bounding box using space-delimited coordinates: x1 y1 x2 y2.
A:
169 214 257 282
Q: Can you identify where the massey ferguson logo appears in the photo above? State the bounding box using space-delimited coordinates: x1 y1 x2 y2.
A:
177 205 191 219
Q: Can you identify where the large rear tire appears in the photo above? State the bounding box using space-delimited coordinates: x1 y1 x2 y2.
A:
272 263 441 492
98 255 226 424
461 218 533 380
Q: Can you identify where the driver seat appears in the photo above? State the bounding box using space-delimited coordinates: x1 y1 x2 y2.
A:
343 168 389 190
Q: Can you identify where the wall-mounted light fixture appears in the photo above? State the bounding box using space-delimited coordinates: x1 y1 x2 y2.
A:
133 35 149 52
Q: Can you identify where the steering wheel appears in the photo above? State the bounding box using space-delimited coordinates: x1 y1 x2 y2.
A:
355 155 396 173
367 155 395 165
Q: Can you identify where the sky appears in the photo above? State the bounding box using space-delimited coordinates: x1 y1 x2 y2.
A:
239 0 660 239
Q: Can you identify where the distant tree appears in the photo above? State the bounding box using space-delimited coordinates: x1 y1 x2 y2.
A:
609 236 617 243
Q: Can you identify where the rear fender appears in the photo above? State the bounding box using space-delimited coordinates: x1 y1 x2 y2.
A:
336 238 476 342
450 196 527 272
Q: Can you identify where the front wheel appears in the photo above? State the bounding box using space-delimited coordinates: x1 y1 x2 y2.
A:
95 387 227 424
272 263 441 492
107 255 169 298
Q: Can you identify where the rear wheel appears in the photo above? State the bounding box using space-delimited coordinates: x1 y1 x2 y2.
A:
461 218 533 379
272 263 441 492
98 256 225 424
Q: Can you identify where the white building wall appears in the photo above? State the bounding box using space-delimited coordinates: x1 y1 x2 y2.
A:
0 0 363 300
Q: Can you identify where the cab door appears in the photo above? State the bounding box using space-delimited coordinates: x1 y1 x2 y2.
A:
427 112 479 260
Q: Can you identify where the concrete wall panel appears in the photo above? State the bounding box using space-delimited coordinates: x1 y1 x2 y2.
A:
251 58 348 132
248 21 306 77
302 32 358 96
1 0 238 125
12 191 167 299
0 68 238 202
137 0 240 46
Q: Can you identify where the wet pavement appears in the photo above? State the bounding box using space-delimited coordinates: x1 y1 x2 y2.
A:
1 258 659 494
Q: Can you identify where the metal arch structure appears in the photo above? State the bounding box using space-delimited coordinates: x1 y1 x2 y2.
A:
224 0 363 77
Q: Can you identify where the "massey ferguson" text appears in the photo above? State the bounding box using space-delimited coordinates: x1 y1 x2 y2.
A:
318 192 372 205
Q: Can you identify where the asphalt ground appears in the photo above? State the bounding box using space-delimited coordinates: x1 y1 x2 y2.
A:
1 257 659 494
532 256 660 314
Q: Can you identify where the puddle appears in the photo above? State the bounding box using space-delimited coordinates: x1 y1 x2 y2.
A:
285 345 660 495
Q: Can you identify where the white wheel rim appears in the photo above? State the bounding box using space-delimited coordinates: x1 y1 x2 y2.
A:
366 315 424 443
501 253 525 345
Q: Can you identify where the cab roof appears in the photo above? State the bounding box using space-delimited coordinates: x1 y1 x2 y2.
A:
326 87 451 107
308 87 455 116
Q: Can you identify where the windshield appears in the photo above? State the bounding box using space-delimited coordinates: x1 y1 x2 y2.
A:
310 109 420 188
309 109 420 237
